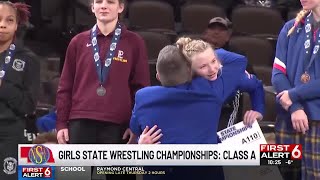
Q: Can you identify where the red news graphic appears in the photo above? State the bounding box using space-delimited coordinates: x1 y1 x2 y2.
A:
19 145 55 179
260 144 302 166
20 144 55 164
22 167 52 178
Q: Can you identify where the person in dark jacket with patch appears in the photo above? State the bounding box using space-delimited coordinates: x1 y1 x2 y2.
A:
0 2 40 180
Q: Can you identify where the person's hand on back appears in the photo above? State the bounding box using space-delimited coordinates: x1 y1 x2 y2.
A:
138 125 163 144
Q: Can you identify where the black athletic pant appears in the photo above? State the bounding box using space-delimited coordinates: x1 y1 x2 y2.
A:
0 119 26 180
68 119 136 180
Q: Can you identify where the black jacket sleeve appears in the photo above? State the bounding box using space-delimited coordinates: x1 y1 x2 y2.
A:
0 52 40 116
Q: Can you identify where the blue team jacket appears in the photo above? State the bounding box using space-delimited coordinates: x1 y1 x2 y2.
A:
216 48 264 115
272 18 320 126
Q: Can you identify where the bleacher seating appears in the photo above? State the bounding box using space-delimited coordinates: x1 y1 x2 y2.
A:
287 9 299 20
149 60 161 86
128 0 175 31
228 36 274 86
181 3 225 33
231 6 284 36
135 31 172 60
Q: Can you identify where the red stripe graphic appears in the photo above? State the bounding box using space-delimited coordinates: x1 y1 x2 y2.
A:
273 64 286 75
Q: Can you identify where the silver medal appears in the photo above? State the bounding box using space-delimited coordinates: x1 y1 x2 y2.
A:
97 86 106 96
0 70 5 78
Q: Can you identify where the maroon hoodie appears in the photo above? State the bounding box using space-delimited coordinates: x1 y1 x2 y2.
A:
56 25 150 131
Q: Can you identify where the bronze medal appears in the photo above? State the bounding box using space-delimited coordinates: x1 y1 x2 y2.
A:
301 72 310 83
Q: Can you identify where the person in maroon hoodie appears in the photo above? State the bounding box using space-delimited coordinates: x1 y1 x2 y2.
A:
56 0 149 178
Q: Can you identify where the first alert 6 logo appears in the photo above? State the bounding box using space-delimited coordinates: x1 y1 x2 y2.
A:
22 167 52 178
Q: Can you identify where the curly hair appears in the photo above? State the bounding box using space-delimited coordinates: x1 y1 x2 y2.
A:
0 1 31 26
176 37 213 60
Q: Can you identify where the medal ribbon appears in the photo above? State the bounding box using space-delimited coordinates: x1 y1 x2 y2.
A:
91 23 121 85
0 44 16 79
303 13 320 73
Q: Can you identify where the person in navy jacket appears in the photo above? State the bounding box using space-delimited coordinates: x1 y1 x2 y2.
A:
272 1 320 179
0 2 40 180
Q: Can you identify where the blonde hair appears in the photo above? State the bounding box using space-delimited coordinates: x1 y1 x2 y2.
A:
176 37 213 60
287 10 310 36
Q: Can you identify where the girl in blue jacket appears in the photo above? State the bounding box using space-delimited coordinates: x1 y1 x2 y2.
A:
177 37 264 126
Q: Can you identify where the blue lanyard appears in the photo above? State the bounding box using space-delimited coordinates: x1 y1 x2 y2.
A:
303 13 320 72
90 23 122 85
0 44 16 79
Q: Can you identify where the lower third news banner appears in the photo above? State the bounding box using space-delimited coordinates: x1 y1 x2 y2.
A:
18 144 260 166
18 143 260 179
260 144 302 166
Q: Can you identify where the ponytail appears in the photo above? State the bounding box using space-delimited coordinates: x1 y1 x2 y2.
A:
287 10 310 36
14 2 31 26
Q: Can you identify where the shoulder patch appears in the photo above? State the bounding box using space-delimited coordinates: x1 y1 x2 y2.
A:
12 59 25 71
